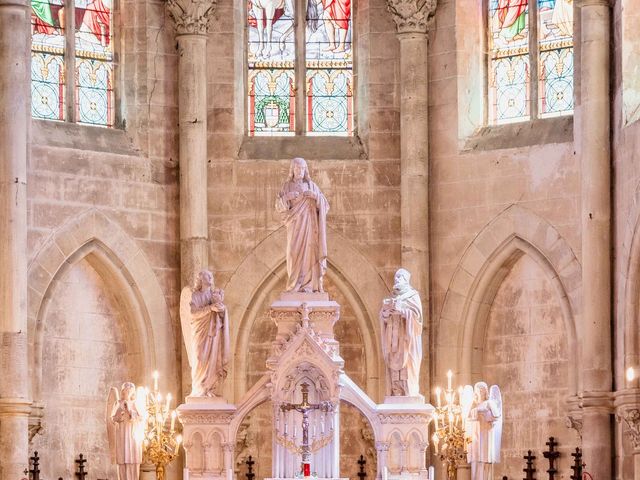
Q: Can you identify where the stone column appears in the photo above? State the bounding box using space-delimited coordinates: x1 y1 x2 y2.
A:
167 0 216 288
386 0 436 394
577 0 613 477
0 0 31 478
375 441 390 480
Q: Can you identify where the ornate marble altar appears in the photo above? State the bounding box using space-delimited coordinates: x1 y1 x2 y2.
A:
176 159 434 480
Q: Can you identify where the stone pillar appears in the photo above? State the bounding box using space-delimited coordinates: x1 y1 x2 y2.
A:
577 0 613 477
0 0 31 478
386 0 436 395
167 0 216 288
375 441 390 480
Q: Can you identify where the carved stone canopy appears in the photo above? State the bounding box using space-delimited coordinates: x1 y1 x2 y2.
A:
167 0 217 36
385 0 437 35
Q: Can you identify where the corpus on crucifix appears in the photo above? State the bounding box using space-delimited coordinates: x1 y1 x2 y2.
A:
280 383 333 477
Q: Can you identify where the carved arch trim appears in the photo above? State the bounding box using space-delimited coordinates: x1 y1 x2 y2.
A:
436 204 581 394
224 227 388 402
27 209 177 402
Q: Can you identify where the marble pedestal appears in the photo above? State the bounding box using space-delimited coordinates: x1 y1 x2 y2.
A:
377 396 433 480
177 399 237 480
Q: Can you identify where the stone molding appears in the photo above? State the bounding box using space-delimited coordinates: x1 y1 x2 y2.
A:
177 412 235 425
581 390 614 413
385 0 436 34
167 0 216 36
377 412 432 424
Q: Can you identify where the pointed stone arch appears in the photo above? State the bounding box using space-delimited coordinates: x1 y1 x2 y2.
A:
223 227 389 402
620 189 640 388
27 209 177 403
436 204 581 394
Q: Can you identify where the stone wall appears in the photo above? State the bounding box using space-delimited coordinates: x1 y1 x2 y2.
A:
482 255 574 479
30 258 134 479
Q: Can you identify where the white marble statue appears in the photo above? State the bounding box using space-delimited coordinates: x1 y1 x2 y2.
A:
106 382 146 480
465 382 503 480
275 157 330 293
379 268 424 397
180 269 231 397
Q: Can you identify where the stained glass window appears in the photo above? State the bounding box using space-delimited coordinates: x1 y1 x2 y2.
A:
487 0 573 124
306 0 353 135
31 0 66 121
246 0 353 136
537 0 573 118
247 2 295 135
31 0 114 127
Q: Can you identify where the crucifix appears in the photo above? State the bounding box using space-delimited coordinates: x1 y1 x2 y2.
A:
280 382 333 477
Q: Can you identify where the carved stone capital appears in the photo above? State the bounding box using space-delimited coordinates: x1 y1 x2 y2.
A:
565 415 583 440
385 0 436 35
167 0 216 36
618 408 640 451
375 441 390 452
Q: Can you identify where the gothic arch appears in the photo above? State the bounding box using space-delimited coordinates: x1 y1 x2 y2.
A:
223 227 389 402
27 209 177 402
620 189 640 388
436 205 581 394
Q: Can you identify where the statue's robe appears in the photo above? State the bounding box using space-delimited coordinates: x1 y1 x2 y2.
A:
467 398 501 480
190 289 231 397
380 285 423 397
110 401 143 480
276 179 329 293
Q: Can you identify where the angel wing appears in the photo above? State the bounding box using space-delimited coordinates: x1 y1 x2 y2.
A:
106 386 119 464
489 384 503 463
180 286 196 369
134 386 148 444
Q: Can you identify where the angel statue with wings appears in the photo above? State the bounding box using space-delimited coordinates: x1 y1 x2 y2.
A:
180 269 231 398
106 382 147 480
462 382 503 480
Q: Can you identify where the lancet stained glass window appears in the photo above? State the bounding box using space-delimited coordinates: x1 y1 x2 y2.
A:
488 0 573 124
31 0 114 127
247 0 353 136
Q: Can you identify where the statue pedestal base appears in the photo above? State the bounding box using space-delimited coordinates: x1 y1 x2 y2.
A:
383 395 425 405
177 401 237 480
269 292 341 343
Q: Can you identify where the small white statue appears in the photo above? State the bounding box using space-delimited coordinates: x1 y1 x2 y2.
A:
180 269 231 397
465 382 503 480
106 382 146 480
275 157 330 293
379 268 424 397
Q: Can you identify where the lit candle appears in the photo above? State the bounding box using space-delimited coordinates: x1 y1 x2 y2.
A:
433 413 439 431
175 434 182 455
294 425 297 438
435 387 441 408
166 393 172 413
153 371 159 392
171 410 177 433
628 367 636 383
432 433 439 454
447 370 452 391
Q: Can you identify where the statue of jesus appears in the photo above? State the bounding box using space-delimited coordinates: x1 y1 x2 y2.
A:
276 157 330 293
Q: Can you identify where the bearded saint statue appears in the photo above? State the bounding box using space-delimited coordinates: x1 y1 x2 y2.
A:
379 268 424 397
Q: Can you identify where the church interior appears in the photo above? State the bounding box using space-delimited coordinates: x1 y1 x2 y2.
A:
0 0 635 479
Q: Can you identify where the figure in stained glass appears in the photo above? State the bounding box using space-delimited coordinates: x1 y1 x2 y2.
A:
249 0 294 58
318 0 351 53
495 0 528 41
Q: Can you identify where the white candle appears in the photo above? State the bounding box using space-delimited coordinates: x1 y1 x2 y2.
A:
171 410 176 433
435 387 441 408
153 371 159 392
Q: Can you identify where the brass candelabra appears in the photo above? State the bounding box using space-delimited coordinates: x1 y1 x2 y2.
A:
143 371 182 480
431 370 469 480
